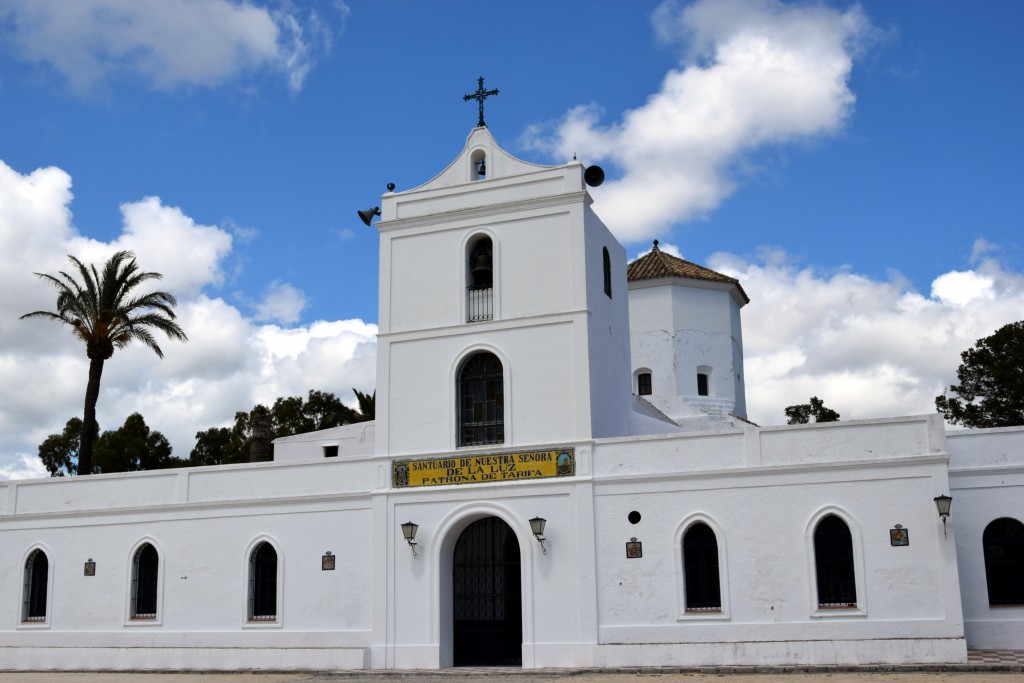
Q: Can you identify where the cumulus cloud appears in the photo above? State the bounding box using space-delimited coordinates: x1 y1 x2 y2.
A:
705 242 1024 426
254 280 308 324
0 0 344 94
0 158 376 479
526 0 874 243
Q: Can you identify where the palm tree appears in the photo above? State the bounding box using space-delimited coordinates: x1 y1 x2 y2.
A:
21 251 187 475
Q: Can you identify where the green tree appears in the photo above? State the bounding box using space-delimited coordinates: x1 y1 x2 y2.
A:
785 396 840 425
302 389 359 430
189 427 237 467
935 321 1024 428
37 417 86 476
21 251 187 475
93 412 186 473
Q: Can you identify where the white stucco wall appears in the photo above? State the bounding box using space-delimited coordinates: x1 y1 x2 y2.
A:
947 426 1024 649
0 415 974 671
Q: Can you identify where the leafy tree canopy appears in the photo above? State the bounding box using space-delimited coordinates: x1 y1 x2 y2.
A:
38 413 185 476
935 321 1024 428
190 388 374 465
38 417 85 476
785 396 840 425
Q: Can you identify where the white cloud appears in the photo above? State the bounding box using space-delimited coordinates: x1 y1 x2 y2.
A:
0 455 48 480
0 0 344 94
0 158 376 478
254 280 307 324
706 246 1024 426
526 0 873 244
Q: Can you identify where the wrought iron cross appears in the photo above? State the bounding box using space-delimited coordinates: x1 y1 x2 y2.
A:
463 77 499 128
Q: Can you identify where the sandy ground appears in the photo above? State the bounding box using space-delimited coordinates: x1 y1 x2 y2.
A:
0 672 1021 683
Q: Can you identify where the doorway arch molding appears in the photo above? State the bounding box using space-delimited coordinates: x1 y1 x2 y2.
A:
429 501 539 668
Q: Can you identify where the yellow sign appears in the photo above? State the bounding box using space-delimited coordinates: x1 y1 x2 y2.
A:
392 449 574 488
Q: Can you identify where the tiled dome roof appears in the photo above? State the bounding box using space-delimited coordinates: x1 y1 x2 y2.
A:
627 240 749 304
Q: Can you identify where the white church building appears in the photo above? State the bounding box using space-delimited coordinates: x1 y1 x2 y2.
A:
1 125 1021 672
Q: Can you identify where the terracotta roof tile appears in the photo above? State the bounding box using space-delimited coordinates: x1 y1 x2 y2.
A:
627 240 749 304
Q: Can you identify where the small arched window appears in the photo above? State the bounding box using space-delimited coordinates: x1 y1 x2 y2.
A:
458 352 504 447
470 149 487 181
249 542 278 621
637 372 652 396
131 543 159 619
697 365 713 397
22 549 48 622
983 517 1024 606
814 515 857 608
683 523 721 612
603 247 612 298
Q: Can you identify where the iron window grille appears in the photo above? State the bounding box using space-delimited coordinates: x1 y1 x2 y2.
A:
249 542 278 621
22 549 48 622
131 544 159 619
683 523 722 612
458 353 504 447
814 515 857 608
637 372 652 396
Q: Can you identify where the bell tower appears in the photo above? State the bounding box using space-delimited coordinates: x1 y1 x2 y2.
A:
372 126 631 456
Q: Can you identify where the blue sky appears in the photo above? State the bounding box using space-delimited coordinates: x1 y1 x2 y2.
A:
1 0 1022 477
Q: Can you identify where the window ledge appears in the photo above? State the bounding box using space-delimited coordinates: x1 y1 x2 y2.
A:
243 619 282 629
811 606 866 619
16 621 50 630
124 617 162 627
677 610 729 621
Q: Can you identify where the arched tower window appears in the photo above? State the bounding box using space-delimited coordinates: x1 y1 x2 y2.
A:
467 235 494 323
983 517 1024 605
22 549 48 622
603 247 612 298
131 543 159 619
470 148 487 181
814 515 857 608
458 352 504 447
683 523 721 612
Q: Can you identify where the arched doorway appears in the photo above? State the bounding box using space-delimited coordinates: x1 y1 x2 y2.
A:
453 516 522 666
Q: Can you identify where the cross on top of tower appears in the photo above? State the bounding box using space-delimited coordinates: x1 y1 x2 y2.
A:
463 76 499 128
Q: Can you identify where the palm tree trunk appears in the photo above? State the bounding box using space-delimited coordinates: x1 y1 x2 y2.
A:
79 357 105 475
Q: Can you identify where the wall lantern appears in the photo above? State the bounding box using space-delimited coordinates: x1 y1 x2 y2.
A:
401 521 419 558
529 516 547 555
934 494 953 538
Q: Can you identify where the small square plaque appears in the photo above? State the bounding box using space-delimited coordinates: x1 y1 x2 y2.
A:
626 537 642 559
322 552 336 571
84 559 96 576
890 525 909 547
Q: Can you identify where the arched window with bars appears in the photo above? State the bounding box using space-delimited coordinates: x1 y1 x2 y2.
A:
683 523 721 612
22 549 48 623
249 541 278 622
458 352 504 447
131 543 159 619
813 515 857 608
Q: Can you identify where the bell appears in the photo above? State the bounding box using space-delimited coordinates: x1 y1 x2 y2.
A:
470 244 492 287
477 158 486 177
